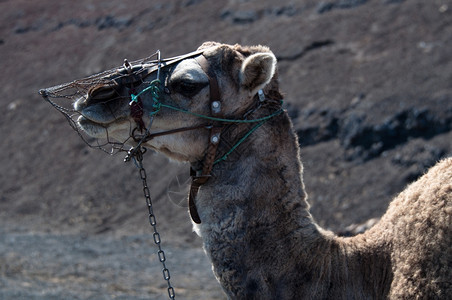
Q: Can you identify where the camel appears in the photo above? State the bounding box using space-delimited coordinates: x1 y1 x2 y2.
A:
67 42 451 299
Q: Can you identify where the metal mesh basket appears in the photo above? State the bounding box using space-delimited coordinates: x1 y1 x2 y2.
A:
38 49 204 154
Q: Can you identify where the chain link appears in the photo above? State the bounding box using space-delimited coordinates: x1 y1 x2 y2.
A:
127 146 176 299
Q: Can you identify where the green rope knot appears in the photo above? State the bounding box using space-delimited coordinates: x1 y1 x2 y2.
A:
130 79 162 115
130 93 140 104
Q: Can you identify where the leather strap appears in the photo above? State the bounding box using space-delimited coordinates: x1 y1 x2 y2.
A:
111 49 208 85
188 55 224 224
135 123 211 142
195 56 221 106
188 126 222 224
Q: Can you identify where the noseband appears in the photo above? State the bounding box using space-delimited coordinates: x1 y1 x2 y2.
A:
188 55 224 224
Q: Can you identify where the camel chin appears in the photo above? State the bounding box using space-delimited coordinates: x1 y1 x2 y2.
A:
77 115 131 142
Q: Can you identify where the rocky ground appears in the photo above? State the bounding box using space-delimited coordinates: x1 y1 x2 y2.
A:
1 0 451 299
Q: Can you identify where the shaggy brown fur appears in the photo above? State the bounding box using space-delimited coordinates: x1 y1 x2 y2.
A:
74 42 452 299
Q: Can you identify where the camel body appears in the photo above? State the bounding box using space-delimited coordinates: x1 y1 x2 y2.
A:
67 42 451 299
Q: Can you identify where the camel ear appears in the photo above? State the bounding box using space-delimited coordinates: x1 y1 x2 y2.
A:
240 52 276 94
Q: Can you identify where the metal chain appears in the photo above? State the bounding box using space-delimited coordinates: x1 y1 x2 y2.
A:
126 146 176 299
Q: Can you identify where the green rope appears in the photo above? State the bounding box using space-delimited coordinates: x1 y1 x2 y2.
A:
130 80 283 124
158 103 283 123
213 120 266 165
130 81 283 163
130 79 162 115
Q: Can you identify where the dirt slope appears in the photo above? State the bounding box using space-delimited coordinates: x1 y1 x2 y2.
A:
1 0 451 298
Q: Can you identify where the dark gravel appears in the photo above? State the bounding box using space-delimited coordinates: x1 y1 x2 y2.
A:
0 231 223 299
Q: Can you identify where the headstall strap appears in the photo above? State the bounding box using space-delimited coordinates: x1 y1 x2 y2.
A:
188 55 224 224
124 51 225 224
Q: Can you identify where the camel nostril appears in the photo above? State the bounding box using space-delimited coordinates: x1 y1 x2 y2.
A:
87 84 118 104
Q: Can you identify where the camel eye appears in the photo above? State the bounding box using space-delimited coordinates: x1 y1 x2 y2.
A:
171 79 208 98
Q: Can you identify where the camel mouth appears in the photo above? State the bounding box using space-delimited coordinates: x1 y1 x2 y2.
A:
74 85 129 125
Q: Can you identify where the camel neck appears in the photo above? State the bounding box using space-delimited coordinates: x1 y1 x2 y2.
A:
193 111 338 297
192 111 392 298
197 111 312 226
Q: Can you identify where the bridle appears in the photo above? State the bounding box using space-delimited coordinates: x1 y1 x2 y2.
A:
120 50 226 224
118 48 283 224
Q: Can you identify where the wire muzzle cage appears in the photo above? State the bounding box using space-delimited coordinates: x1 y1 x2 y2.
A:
39 49 205 155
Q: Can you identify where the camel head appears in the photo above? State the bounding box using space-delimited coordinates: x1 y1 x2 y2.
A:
72 42 278 162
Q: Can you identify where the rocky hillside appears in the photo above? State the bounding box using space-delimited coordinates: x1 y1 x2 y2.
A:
1 0 451 298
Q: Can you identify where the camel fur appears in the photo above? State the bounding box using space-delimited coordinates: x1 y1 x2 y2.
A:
74 42 452 299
